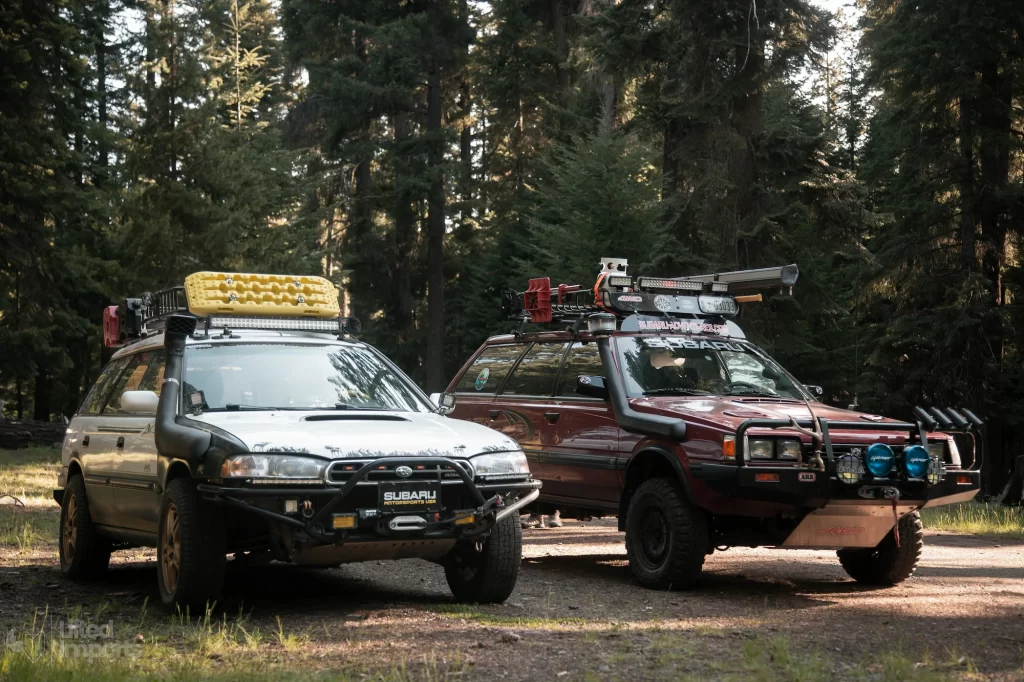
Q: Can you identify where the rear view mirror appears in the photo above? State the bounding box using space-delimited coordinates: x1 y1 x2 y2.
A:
430 392 457 415
576 376 609 401
121 390 160 414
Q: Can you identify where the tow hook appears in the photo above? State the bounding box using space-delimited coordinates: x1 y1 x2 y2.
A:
301 500 314 519
880 486 901 548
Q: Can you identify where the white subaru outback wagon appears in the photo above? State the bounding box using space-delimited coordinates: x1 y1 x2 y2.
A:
55 272 540 610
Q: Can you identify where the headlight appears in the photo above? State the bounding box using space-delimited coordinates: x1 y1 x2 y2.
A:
221 454 325 480
777 440 801 460
748 439 774 459
929 439 961 467
470 450 530 478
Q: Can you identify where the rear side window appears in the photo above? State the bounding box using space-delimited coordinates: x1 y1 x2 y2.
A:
555 342 605 397
79 358 129 415
502 342 568 397
454 345 525 394
103 351 164 415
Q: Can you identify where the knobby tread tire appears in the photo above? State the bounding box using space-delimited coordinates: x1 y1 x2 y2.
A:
157 478 226 612
444 514 522 604
59 474 111 579
837 510 924 586
625 477 708 590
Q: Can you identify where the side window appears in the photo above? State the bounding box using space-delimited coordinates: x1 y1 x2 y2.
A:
138 351 166 397
454 345 525 394
502 342 568 397
103 351 161 414
79 358 129 416
555 342 605 397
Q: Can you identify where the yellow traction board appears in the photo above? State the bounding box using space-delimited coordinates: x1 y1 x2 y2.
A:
184 272 340 318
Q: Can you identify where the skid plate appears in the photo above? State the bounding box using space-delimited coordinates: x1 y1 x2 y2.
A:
781 500 918 549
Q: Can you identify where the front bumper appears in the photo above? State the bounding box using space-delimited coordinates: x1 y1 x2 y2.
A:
196 456 541 546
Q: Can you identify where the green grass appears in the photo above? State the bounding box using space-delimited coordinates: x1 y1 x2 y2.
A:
0 447 62 502
921 502 1024 539
428 603 587 628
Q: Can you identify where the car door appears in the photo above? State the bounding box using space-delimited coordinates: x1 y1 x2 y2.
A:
491 342 568 495
103 350 165 532
449 344 527 427
543 341 623 506
74 357 130 526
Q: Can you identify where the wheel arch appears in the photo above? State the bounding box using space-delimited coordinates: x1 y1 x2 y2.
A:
67 457 84 480
161 459 193 491
619 446 694 531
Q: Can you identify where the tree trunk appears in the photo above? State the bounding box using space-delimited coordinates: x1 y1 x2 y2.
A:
661 120 679 231
33 369 50 422
550 0 570 95
95 0 108 185
725 38 764 268
426 63 446 392
391 114 416 352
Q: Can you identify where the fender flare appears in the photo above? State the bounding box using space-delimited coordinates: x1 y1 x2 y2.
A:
619 445 696 530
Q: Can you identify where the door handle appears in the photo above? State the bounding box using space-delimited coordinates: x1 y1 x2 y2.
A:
544 412 561 424
488 409 500 421
82 435 90 447
116 436 125 450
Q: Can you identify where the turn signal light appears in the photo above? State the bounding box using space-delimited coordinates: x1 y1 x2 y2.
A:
723 435 736 459
332 514 357 529
956 475 972 485
454 514 476 526
754 473 780 483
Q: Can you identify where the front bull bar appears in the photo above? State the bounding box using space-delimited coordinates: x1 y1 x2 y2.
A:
197 456 541 545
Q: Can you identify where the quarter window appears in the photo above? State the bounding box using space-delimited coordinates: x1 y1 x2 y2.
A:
454 345 526 394
502 343 568 396
103 351 163 414
79 358 129 415
555 342 604 397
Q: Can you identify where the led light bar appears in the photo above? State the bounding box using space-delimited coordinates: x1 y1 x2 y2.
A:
710 281 729 293
207 315 340 333
606 275 632 288
636 277 702 292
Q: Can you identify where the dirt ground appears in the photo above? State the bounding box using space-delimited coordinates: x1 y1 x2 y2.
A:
1 516 1022 680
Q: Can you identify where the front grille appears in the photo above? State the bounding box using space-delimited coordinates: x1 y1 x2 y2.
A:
326 460 473 485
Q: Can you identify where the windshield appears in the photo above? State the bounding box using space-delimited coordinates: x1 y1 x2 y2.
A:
615 336 809 400
182 343 430 412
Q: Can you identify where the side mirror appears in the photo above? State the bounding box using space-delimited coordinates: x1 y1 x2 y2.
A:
341 316 361 335
804 384 824 399
121 390 160 414
575 376 609 401
430 392 457 415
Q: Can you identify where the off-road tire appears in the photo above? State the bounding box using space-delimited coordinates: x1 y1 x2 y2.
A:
444 514 522 604
59 474 112 579
625 477 708 590
157 478 226 612
837 510 923 586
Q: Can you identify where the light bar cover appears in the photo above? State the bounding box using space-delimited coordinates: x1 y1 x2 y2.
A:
185 272 340 318
207 315 341 333
637 277 702 292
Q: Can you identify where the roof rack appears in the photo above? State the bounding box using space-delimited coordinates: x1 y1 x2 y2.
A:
502 259 799 332
103 272 346 348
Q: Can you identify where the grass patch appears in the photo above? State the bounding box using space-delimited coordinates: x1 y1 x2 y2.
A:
429 604 587 629
0 447 62 502
0 505 59 550
921 502 1024 539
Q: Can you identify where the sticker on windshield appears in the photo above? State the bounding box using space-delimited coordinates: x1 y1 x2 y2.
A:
637 319 728 335
642 336 745 352
474 368 490 391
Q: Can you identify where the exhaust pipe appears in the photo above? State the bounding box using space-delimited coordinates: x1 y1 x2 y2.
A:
155 314 211 461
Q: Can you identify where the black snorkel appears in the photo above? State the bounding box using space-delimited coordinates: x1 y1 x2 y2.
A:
155 314 211 461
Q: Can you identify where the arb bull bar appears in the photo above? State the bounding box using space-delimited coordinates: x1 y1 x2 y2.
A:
197 456 541 546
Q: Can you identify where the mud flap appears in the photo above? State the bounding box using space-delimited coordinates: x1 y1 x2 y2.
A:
781 500 919 549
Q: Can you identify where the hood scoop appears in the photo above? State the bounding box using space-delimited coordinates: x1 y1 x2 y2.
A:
303 414 410 423
724 409 767 418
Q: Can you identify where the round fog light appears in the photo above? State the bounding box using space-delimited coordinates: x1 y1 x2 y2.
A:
865 443 895 478
903 444 930 478
926 455 944 485
836 452 864 484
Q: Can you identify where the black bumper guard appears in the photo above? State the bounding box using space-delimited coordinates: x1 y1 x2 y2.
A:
197 456 541 545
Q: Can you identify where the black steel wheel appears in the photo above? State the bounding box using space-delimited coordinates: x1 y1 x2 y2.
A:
625 477 707 589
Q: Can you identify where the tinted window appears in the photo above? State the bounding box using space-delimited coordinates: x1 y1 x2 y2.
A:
454 345 525 394
555 342 605 397
502 343 568 396
79 358 129 415
104 351 163 414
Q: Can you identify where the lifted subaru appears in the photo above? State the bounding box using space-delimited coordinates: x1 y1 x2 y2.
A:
444 261 981 589
55 272 540 609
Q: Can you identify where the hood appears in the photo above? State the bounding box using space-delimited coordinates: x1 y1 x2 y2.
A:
629 396 919 442
190 409 520 460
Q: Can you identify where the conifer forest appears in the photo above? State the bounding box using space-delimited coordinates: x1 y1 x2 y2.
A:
1 0 1022 493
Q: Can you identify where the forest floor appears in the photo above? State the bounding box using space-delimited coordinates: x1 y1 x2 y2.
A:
1 449 1022 681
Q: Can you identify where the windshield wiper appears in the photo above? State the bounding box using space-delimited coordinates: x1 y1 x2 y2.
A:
642 388 710 397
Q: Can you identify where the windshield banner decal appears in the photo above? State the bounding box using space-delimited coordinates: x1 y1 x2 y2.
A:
641 336 745 353
636 319 728 335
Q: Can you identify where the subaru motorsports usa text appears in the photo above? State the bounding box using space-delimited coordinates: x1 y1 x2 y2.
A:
443 260 981 588
54 272 540 609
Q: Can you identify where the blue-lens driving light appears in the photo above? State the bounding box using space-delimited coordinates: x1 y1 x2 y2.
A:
865 443 895 478
903 444 930 479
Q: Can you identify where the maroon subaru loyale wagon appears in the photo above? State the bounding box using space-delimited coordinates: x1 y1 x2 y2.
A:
442 260 982 590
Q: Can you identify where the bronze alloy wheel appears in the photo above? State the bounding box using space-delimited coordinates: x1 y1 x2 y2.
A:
161 503 181 595
62 493 78 562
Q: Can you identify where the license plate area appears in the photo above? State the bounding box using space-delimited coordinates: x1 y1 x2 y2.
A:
379 481 441 513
